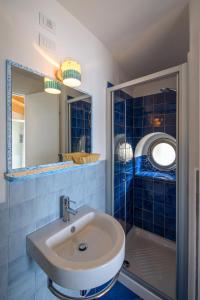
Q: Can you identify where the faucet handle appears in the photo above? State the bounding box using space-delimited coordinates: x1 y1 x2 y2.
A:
68 199 76 204
61 196 76 207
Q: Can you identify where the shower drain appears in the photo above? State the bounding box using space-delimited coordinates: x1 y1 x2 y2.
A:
123 260 130 268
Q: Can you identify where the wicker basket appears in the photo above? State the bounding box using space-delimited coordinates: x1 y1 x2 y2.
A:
62 152 100 164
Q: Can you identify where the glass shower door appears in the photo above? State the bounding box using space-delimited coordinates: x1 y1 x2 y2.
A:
113 90 134 234
113 91 126 231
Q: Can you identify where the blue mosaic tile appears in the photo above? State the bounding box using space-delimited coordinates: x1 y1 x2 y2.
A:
134 117 143 127
135 218 142 227
165 102 176 113
165 113 176 125
134 189 142 201
154 202 164 216
154 225 164 236
143 210 153 223
134 127 143 137
165 217 176 231
143 103 153 114
143 189 154 202
154 103 165 114
143 114 152 127
154 181 165 193
143 126 154 135
143 220 153 232
165 205 176 219
154 126 164 133
133 97 143 107
134 107 143 117
134 198 142 209
165 228 176 241
143 200 153 212
144 95 154 106
134 208 142 219
154 93 165 104
154 193 164 203
154 214 164 226
165 125 176 138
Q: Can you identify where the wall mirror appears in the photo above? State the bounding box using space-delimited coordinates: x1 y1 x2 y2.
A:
6 61 92 172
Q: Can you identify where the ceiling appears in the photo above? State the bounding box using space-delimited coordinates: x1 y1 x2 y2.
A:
58 0 189 79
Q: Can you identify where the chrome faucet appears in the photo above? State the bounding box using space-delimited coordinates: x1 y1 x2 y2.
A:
61 196 77 222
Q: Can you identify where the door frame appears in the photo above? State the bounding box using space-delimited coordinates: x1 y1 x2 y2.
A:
106 64 188 300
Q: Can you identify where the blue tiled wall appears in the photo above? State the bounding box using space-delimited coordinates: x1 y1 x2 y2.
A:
113 89 176 241
134 177 176 241
71 101 92 153
0 161 106 300
133 91 176 241
133 91 176 144
135 155 176 181
113 91 134 233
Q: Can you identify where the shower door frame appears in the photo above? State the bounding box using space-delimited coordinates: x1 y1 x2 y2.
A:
106 64 188 300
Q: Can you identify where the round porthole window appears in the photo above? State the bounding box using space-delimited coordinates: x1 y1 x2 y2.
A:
149 139 176 170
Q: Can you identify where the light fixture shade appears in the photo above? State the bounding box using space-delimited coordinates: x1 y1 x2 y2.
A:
44 77 61 94
61 60 81 87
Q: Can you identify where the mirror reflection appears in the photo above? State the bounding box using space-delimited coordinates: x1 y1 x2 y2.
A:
11 66 92 170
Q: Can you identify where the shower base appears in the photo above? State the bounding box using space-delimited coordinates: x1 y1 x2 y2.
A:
125 227 176 299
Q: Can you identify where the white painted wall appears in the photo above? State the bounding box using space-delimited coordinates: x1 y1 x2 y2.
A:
0 0 127 202
188 0 200 299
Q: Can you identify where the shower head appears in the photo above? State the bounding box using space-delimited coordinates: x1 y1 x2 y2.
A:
160 88 176 93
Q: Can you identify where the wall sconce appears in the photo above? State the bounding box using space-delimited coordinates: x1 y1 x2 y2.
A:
44 77 61 94
152 117 163 127
57 59 81 88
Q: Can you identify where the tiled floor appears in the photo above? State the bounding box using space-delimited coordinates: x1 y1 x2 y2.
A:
101 281 141 300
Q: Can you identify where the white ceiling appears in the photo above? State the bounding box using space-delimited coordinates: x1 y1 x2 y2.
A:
58 0 189 79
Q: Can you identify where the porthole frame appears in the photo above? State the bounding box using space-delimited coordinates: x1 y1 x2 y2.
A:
148 138 176 171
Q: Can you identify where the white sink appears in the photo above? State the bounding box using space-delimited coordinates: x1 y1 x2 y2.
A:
27 206 125 290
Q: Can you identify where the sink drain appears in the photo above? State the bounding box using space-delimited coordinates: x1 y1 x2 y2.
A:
123 260 130 268
78 242 88 252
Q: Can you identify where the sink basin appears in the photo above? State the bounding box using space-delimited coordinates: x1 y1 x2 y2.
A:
27 206 125 290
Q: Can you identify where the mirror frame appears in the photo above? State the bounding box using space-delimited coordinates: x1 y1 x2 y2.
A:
6 60 92 173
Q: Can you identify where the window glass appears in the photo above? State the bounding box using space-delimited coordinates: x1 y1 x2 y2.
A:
118 142 133 162
151 142 176 167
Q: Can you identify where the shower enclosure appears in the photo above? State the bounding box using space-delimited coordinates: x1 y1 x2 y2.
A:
106 65 188 300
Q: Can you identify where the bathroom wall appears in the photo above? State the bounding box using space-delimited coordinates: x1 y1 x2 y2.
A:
71 101 92 153
0 1 125 298
0 0 128 203
0 161 106 300
133 91 176 241
113 89 176 241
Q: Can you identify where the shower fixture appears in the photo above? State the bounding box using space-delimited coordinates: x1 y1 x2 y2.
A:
160 87 176 93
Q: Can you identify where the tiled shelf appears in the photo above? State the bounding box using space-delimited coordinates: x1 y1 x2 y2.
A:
5 160 101 182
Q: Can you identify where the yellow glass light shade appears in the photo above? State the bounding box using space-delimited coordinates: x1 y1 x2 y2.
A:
44 77 61 94
61 60 81 87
